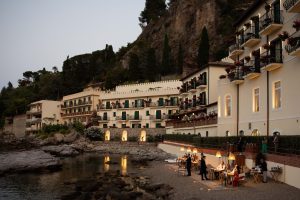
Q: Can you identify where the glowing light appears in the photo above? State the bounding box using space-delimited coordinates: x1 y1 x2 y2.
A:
121 155 127 176
228 152 236 161
216 151 222 158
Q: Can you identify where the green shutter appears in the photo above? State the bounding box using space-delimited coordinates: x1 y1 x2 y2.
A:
156 110 161 119
134 111 139 120
125 100 129 108
122 111 126 120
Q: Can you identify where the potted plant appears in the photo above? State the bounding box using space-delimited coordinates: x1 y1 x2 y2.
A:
265 4 271 11
225 67 231 73
278 31 289 41
244 22 251 29
244 56 251 62
293 20 300 31
263 43 270 50
251 50 260 57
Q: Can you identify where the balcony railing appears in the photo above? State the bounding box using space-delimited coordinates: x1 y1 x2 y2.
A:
61 111 93 117
283 0 300 12
259 10 283 35
260 51 283 68
242 25 261 47
166 117 217 128
62 100 92 108
285 30 300 55
128 115 142 120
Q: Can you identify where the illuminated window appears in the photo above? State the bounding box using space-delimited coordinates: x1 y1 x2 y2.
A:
253 88 260 112
224 95 232 117
273 81 281 109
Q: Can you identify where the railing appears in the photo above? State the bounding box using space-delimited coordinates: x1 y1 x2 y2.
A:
62 100 92 108
61 111 93 117
166 117 217 128
285 30 300 54
116 116 127 120
243 25 260 44
99 116 110 121
283 0 300 11
128 115 142 120
243 59 261 75
26 109 42 114
260 51 283 68
259 9 283 31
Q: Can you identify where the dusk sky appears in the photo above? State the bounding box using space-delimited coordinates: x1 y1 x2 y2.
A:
0 0 145 88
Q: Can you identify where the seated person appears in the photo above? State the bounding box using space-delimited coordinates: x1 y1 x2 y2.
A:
216 161 226 171
214 161 226 179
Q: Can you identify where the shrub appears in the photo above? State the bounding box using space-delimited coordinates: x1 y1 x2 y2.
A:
84 127 103 141
111 135 121 142
72 121 85 134
42 124 69 134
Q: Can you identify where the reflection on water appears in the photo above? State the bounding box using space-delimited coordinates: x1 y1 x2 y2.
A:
0 153 133 200
104 155 110 172
121 155 127 176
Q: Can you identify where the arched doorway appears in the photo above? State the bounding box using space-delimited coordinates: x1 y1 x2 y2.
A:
251 129 260 136
140 130 146 142
105 130 110 141
122 130 127 141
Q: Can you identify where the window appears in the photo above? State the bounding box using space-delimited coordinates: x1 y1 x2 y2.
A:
146 110 150 116
113 112 116 117
224 95 232 117
146 123 149 128
253 88 260 112
273 81 281 109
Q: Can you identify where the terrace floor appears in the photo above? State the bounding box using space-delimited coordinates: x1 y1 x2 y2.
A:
141 161 300 200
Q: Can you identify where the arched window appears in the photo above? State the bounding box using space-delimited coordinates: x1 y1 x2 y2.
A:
224 95 232 117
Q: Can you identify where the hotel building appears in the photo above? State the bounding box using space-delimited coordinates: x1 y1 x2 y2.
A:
25 100 61 134
166 62 233 136
97 80 181 129
61 84 101 124
218 0 300 137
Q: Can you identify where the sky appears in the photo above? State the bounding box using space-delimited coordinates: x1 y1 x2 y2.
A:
0 0 145 88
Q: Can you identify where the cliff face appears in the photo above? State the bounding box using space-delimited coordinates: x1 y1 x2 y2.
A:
122 0 254 76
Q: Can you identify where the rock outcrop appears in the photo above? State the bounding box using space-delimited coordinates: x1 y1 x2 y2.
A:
0 150 62 175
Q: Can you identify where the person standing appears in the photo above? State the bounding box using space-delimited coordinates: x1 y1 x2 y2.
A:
273 132 279 153
262 137 268 154
200 155 209 180
186 153 192 176
260 158 268 183
237 137 244 153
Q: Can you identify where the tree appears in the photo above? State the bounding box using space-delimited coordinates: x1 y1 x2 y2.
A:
52 66 58 73
161 34 173 75
139 0 166 28
197 26 210 68
128 53 142 81
177 44 184 75
144 48 159 82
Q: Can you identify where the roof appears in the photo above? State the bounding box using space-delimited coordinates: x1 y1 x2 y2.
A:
233 0 265 27
180 61 234 81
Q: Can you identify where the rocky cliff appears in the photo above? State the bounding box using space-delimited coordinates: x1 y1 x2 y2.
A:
122 0 254 76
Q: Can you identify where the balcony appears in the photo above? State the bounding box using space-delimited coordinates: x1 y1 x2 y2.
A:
259 10 283 35
285 30 300 56
26 109 42 115
243 60 261 79
99 116 110 122
242 26 261 48
228 44 244 59
196 79 207 89
283 0 300 13
260 51 283 72
61 111 93 117
128 115 142 121
229 67 244 85
166 117 217 129
26 118 42 125
116 116 128 121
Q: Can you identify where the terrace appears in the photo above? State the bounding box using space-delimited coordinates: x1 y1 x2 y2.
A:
285 29 300 56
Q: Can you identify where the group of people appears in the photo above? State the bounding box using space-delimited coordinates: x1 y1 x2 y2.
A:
185 153 209 180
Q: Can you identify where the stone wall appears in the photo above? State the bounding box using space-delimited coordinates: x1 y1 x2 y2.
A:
100 128 166 140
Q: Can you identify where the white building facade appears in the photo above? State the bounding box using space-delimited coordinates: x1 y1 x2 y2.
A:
97 80 182 129
218 0 300 137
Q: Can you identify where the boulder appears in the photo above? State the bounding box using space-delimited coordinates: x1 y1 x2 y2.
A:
42 145 79 157
54 133 64 143
0 150 62 174
63 131 79 143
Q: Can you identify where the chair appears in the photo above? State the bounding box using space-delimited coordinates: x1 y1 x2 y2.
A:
176 159 186 176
